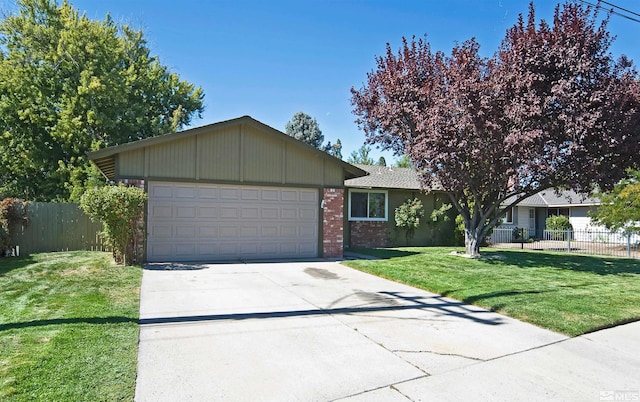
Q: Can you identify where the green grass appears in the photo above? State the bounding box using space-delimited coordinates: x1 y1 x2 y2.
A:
0 251 142 401
343 247 640 336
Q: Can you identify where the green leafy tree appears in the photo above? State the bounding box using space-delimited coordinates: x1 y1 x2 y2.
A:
286 111 342 158
323 139 343 159
394 155 413 168
394 198 424 245
80 185 147 265
591 170 640 234
377 156 387 166
347 145 374 165
0 0 204 201
285 112 325 148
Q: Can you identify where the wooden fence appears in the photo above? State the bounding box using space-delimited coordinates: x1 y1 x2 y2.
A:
12 202 106 255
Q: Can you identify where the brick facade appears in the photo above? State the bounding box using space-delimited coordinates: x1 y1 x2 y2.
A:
349 221 389 248
322 188 344 258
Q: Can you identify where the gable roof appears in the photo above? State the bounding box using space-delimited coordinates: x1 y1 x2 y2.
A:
516 189 600 207
345 164 426 190
87 115 366 181
345 164 601 208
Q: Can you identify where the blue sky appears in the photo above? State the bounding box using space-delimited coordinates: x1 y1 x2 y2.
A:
4 0 640 163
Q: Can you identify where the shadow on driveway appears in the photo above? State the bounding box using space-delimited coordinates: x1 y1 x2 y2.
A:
139 291 504 327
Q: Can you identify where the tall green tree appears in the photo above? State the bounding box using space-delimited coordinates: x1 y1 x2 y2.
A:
591 170 640 234
0 0 204 201
347 144 374 165
394 155 413 168
285 111 342 158
285 112 324 148
323 139 343 159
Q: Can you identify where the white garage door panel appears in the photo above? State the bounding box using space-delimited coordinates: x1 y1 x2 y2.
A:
147 182 319 262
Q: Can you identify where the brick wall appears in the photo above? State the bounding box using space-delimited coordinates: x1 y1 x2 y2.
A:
349 221 389 248
322 188 344 258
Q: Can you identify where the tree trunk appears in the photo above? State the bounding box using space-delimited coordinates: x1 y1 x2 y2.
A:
464 225 482 257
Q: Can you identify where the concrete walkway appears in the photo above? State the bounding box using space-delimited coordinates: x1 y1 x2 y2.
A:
134 261 640 401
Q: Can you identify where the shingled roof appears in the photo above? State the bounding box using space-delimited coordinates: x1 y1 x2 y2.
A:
344 164 425 190
517 189 600 207
346 165 600 207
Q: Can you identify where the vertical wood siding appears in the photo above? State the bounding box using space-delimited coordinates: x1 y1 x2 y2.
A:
148 137 196 178
110 122 348 187
242 126 283 183
198 125 241 181
285 146 323 185
12 203 106 255
323 162 343 187
118 148 145 177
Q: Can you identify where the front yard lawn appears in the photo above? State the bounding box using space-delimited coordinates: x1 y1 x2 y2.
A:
0 251 141 401
343 247 640 336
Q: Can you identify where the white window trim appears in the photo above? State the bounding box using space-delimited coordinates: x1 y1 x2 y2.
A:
504 207 514 224
348 189 388 221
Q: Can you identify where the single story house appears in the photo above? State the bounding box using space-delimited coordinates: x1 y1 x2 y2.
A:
344 164 456 248
88 116 366 262
497 190 601 238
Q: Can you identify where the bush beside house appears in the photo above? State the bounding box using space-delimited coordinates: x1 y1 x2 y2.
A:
0 198 28 256
80 185 147 266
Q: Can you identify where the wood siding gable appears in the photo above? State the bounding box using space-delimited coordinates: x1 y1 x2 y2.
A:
95 116 358 187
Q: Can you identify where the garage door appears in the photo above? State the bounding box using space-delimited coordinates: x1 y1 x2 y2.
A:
147 181 319 262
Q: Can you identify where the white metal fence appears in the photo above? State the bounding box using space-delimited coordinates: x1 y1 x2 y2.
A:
489 227 640 259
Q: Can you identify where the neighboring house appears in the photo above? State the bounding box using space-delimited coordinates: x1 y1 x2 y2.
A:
498 190 601 238
88 116 366 262
344 164 455 248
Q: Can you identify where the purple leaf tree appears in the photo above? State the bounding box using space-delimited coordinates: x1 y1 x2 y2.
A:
351 3 640 257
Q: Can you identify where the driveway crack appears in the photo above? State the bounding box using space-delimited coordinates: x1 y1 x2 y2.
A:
392 349 485 362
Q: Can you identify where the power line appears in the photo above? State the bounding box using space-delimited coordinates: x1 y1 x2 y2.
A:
578 0 640 24
600 0 640 18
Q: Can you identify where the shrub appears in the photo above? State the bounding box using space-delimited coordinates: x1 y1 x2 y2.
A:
545 215 573 240
0 226 10 255
80 185 147 265
0 198 29 255
454 214 465 246
546 215 572 231
395 198 424 245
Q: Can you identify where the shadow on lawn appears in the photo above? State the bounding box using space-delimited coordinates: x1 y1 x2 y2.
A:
483 250 640 276
0 255 37 277
462 289 550 304
0 316 138 331
347 248 420 260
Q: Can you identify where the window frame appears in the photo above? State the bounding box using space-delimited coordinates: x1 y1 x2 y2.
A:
348 189 389 221
547 207 570 217
503 207 514 224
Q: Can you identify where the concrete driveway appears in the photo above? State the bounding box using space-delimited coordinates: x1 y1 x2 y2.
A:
135 260 640 401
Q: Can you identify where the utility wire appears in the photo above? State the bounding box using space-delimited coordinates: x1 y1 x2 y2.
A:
578 0 640 24
600 0 640 18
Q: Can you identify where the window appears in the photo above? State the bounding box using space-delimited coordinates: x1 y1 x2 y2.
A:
504 208 514 224
547 208 569 217
349 190 388 221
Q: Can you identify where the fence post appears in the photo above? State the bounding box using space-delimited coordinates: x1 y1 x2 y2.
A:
628 233 632 258
567 229 571 253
